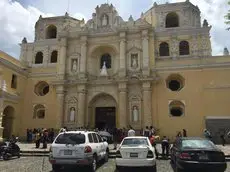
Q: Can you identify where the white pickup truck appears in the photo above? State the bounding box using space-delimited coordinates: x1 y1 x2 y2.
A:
49 130 109 172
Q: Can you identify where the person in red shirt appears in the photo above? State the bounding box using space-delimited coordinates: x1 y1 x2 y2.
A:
150 134 158 159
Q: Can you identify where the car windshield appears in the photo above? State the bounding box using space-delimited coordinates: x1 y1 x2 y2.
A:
182 139 216 149
121 138 149 147
55 133 85 144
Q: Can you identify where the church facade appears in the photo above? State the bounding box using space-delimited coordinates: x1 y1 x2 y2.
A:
1 1 230 141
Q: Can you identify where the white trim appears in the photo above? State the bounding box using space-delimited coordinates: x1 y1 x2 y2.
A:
205 116 230 120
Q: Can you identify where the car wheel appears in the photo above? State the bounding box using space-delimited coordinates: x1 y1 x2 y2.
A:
89 155 97 172
116 165 121 172
3 154 9 161
104 149 109 162
17 153 21 158
175 166 184 172
52 164 61 172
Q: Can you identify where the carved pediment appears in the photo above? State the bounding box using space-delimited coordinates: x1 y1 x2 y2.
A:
65 95 78 104
127 46 142 54
69 52 81 58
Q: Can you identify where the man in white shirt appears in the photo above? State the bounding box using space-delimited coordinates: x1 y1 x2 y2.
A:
128 126 135 137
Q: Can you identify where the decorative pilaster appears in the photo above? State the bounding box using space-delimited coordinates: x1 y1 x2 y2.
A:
119 32 126 77
0 98 4 142
78 85 87 127
56 86 65 129
118 83 127 128
79 36 87 79
58 37 67 80
142 82 152 127
142 30 150 76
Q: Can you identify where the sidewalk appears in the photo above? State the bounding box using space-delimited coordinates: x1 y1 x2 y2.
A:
17 143 230 157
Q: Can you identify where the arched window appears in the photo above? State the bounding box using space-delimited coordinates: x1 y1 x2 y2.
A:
166 12 179 28
50 50 58 63
159 42 169 56
35 52 43 64
179 41 190 55
100 54 111 69
46 25 57 39
33 104 45 119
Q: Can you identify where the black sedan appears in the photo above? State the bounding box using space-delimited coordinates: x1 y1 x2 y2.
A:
170 137 227 172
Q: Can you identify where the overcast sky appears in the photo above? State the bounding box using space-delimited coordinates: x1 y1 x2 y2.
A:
0 0 229 59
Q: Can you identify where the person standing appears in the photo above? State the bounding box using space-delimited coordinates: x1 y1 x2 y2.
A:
182 129 187 137
161 136 170 159
128 126 135 137
150 134 159 159
143 126 150 137
113 128 119 150
204 129 212 140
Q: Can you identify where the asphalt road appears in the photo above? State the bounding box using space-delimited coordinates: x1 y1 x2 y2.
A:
0 157 229 172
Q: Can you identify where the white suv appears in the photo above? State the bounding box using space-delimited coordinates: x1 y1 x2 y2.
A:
49 130 109 172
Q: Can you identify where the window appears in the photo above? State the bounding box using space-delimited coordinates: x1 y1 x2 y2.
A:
121 138 149 146
46 25 57 39
92 133 99 143
166 12 179 28
35 52 43 64
169 101 185 117
11 74 17 89
88 133 94 143
34 81 49 96
179 41 190 55
159 42 169 56
33 104 45 119
96 134 103 142
100 53 111 69
166 74 184 91
50 50 58 63
55 133 85 144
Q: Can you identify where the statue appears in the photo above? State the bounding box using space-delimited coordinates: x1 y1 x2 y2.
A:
203 19 209 27
72 59 77 72
69 107 75 122
224 47 229 56
132 106 139 122
102 14 108 26
129 15 134 22
100 61 108 76
131 54 138 68
22 37 27 44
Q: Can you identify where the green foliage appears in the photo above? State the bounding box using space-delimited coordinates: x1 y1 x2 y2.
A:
226 0 230 30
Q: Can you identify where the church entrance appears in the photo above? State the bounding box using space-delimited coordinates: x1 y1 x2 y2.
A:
2 106 14 139
95 107 116 130
88 93 117 129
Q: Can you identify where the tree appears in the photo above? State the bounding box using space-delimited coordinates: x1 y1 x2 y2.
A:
226 1 230 30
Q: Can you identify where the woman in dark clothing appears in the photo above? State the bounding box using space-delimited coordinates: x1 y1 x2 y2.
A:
113 128 119 150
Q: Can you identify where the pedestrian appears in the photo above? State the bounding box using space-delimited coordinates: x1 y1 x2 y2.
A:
182 129 187 137
220 134 226 146
204 129 212 140
150 134 159 159
35 132 41 148
128 126 135 137
113 128 119 150
161 136 170 159
176 131 182 138
143 126 150 137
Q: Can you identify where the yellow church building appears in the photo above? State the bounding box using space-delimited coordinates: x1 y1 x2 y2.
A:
0 1 230 142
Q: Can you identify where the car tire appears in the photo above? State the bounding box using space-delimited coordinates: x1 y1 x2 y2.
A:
116 165 121 172
3 154 9 161
89 155 97 172
104 149 109 162
52 164 61 172
152 165 157 172
176 166 184 172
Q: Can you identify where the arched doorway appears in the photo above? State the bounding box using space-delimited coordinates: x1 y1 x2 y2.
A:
2 106 14 139
88 93 117 130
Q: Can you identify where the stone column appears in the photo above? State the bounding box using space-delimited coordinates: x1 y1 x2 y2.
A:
142 30 150 76
78 85 86 127
119 32 126 77
118 83 127 128
58 37 67 80
142 82 152 127
56 85 65 129
79 36 87 79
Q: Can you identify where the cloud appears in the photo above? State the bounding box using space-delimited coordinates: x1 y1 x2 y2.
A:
0 0 229 58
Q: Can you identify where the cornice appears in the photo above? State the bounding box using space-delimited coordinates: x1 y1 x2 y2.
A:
0 58 28 76
0 89 20 102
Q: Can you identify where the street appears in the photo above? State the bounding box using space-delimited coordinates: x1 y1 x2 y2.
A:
0 157 229 172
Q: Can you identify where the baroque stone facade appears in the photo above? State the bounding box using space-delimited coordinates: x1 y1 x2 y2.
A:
2 1 229 141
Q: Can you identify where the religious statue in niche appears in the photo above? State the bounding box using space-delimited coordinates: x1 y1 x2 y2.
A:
132 105 139 122
100 61 108 76
72 59 78 72
102 14 108 26
131 54 138 69
69 107 76 122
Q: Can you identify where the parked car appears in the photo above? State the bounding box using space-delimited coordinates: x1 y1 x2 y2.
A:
170 137 227 172
115 136 157 172
49 130 109 172
0 137 20 160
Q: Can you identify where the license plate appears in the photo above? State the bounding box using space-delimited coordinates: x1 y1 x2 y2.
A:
130 153 138 158
199 154 208 160
64 150 72 155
